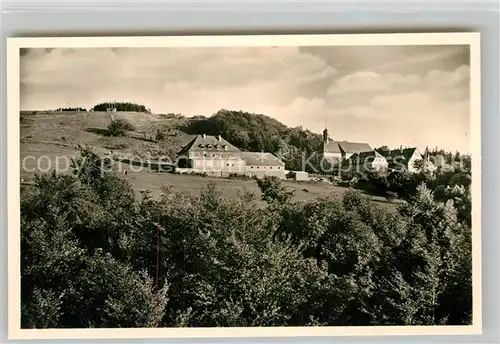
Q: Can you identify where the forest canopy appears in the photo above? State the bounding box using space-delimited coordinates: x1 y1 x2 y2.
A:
20 148 473 328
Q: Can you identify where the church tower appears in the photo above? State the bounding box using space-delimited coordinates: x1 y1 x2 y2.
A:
323 123 329 143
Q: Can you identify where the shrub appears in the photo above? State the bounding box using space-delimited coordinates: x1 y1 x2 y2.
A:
228 173 250 180
386 191 398 200
355 171 389 196
256 176 295 204
107 119 136 137
155 130 166 141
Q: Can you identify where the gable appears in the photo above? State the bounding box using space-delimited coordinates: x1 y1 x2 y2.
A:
346 150 387 163
178 134 241 155
320 140 341 154
388 148 422 165
337 141 373 154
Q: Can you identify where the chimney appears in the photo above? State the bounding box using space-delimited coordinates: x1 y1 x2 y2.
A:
217 134 221 141
202 134 206 139
400 145 403 153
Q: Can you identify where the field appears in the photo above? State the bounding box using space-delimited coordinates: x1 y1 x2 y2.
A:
19 111 399 208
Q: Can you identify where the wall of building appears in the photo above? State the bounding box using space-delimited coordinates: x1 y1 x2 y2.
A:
289 171 309 181
343 152 354 160
407 151 422 173
371 157 389 171
190 156 246 174
322 152 342 161
245 165 286 179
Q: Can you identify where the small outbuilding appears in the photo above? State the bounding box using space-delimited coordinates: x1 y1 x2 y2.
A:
287 171 309 181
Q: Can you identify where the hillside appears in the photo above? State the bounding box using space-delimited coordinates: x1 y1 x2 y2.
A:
20 110 191 159
21 109 326 170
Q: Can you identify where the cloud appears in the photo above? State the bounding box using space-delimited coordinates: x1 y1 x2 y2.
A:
21 47 337 113
319 65 470 152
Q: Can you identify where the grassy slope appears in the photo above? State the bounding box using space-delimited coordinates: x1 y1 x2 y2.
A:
19 111 398 208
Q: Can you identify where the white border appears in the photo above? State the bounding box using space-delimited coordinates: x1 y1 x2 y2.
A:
7 32 482 340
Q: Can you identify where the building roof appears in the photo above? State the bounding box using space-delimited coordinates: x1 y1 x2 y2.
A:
387 148 420 163
342 151 386 167
347 150 385 161
321 139 373 155
321 140 342 153
241 152 285 167
337 141 373 154
178 134 241 155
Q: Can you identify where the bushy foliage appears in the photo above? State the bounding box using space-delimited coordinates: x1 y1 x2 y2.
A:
256 176 295 204
155 129 166 141
355 171 390 196
93 102 149 113
354 167 472 225
21 152 472 328
107 119 136 137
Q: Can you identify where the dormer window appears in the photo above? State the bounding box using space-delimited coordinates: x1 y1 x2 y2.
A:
207 144 212 149
222 145 227 150
199 144 205 148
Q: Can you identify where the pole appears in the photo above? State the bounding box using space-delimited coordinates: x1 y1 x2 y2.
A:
156 222 159 289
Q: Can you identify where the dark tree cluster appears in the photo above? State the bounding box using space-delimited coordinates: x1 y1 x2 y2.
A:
20 148 472 329
92 102 150 113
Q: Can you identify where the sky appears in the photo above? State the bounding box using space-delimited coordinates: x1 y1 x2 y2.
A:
20 44 471 153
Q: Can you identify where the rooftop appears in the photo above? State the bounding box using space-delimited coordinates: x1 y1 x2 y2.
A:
178 134 241 154
321 139 372 154
241 152 285 167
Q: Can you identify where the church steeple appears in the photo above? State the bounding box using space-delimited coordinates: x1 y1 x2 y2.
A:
323 122 329 143
423 145 429 160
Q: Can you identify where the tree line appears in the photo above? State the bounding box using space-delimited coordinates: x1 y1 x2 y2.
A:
92 102 150 113
20 147 472 328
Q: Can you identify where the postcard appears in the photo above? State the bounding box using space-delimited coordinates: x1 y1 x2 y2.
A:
7 32 481 340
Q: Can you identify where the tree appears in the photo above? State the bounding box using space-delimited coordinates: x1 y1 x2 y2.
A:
155 129 166 141
92 102 149 112
256 176 295 204
107 119 136 136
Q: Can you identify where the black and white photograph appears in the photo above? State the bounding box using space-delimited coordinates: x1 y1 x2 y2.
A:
8 33 481 339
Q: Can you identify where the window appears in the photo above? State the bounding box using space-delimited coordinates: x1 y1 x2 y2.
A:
257 166 259 169
204 154 207 157
250 166 253 169
227 163 229 166
212 154 215 157
278 167 280 169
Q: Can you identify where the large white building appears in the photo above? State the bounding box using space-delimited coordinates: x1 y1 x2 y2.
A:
176 134 286 179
